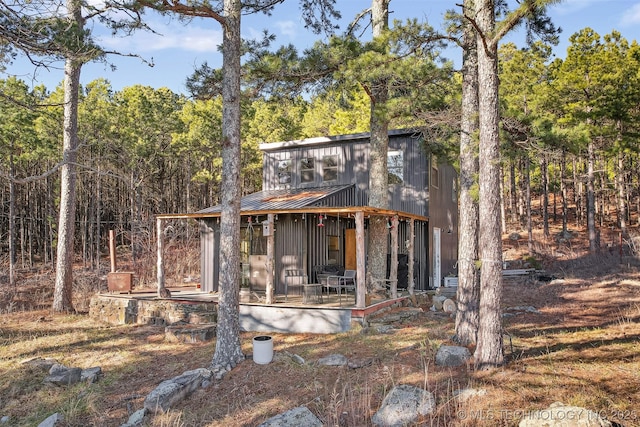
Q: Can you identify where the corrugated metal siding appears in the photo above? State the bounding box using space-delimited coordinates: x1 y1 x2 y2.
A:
200 219 219 293
261 132 429 217
201 214 431 294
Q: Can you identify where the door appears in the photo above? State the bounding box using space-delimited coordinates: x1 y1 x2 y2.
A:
433 227 441 288
345 228 357 270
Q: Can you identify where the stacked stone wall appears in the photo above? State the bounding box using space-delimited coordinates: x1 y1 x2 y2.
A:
89 296 217 326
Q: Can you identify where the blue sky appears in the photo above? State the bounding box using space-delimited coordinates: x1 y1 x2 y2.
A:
4 0 640 95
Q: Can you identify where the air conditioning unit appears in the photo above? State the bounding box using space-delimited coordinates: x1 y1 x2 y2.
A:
443 276 458 287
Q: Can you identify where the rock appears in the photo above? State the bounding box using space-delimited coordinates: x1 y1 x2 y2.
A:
81 367 102 383
44 364 82 386
453 388 487 401
506 306 541 314
442 299 456 313
347 357 375 369
21 357 59 371
257 406 322 427
37 413 64 427
0 416 10 424
432 296 447 311
317 354 348 366
435 345 471 367
143 368 213 414
165 322 216 343
519 402 612 426
372 384 435 426
120 408 147 427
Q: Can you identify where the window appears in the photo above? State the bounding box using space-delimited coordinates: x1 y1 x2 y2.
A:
277 159 292 184
300 157 315 183
322 155 338 182
388 150 404 185
431 158 439 188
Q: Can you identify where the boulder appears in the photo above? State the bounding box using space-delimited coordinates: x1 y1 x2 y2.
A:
144 368 213 414
257 406 322 427
372 384 435 426
37 413 64 427
435 345 471 367
519 402 612 427
44 364 82 386
317 354 348 366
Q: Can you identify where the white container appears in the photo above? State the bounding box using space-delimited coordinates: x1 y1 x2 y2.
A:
252 335 273 364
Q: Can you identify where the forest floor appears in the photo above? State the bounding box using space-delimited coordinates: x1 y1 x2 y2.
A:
1 223 640 426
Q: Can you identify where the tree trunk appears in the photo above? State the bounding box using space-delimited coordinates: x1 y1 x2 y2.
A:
587 140 598 252
616 152 627 234
455 2 480 346
526 157 532 254
53 0 83 313
365 0 390 293
211 0 245 369
474 0 504 369
542 154 549 238
509 159 517 225
561 151 568 235
9 150 16 287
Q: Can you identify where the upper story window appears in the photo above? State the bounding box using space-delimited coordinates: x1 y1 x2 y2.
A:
388 150 404 185
322 155 338 182
300 157 315 183
277 159 292 184
431 159 439 189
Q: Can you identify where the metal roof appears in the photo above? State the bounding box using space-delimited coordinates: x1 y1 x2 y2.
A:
157 184 428 222
196 184 354 215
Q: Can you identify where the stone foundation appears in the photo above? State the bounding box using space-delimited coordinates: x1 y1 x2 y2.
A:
89 295 217 326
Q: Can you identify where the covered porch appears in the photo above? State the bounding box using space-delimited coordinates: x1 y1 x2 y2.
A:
155 186 429 310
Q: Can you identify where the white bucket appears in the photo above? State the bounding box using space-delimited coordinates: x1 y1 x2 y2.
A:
252 335 273 364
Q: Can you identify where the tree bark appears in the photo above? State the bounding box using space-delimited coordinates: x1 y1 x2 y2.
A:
587 140 598 252
616 151 627 234
211 0 245 369
53 0 83 313
365 0 390 293
474 0 504 369
542 154 549 238
455 1 480 346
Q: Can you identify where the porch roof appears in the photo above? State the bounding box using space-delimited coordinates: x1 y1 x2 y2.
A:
156 185 428 222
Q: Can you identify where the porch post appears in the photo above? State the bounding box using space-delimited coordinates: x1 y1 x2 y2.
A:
265 213 275 304
355 211 366 308
389 215 399 298
156 217 165 290
408 218 415 295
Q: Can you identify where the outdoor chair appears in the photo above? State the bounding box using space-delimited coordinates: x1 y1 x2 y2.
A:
284 269 307 301
325 269 356 306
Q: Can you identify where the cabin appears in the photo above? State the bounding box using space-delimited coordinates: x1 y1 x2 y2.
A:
160 129 458 305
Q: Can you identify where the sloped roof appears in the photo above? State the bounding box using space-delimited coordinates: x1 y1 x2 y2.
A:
197 184 354 215
156 184 428 222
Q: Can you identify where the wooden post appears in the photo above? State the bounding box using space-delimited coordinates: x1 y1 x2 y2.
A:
389 215 399 299
265 214 275 304
408 219 415 295
355 211 366 308
109 229 117 272
156 218 165 290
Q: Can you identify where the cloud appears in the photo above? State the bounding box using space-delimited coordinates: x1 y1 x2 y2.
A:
620 3 640 26
275 20 297 38
552 0 603 15
98 21 223 53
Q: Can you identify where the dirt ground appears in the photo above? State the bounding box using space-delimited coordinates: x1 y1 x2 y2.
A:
1 225 639 426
